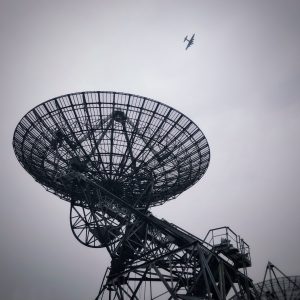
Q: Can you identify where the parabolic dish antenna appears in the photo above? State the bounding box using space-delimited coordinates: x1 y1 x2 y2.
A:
13 91 210 208
12 92 257 299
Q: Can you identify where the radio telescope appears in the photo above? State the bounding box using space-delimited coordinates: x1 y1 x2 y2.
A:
13 92 256 299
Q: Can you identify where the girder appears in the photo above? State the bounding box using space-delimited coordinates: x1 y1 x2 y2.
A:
65 173 256 299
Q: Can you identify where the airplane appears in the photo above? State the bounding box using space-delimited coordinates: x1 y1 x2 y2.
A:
184 33 195 50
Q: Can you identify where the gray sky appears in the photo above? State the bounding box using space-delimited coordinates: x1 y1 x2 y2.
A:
1 1 300 299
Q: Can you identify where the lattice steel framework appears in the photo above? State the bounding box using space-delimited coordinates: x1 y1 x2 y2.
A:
230 262 300 300
13 92 256 299
255 262 300 300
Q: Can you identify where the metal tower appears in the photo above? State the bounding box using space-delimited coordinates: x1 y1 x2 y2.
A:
256 262 300 300
13 91 256 299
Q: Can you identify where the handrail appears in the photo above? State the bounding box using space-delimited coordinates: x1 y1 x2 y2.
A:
203 226 251 265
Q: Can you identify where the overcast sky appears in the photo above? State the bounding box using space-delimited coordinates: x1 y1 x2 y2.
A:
1 1 300 299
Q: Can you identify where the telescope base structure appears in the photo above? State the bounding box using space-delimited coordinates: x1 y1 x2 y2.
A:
96 222 257 300
67 175 257 300
96 242 257 300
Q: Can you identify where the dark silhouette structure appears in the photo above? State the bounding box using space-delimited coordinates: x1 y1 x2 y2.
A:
13 91 257 299
256 262 300 300
230 262 300 300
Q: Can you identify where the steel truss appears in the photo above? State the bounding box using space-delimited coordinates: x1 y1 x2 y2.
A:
67 174 257 300
256 262 300 300
13 92 257 299
96 242 257 300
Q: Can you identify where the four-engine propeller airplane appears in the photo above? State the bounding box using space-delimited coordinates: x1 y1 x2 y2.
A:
184 33 195 50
